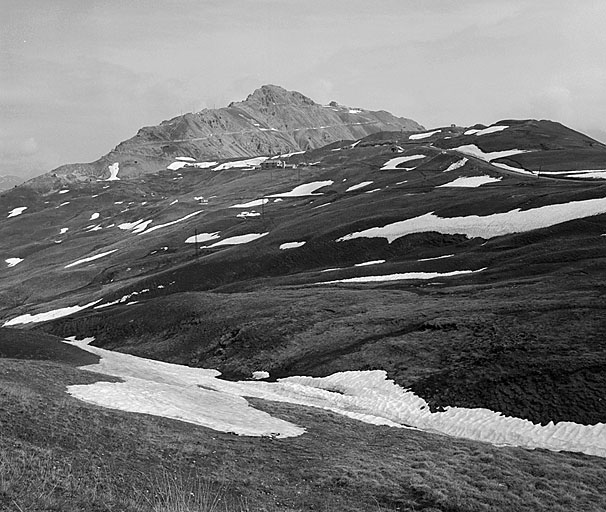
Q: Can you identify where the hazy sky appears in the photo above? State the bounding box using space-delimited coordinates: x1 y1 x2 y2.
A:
2 0 606 177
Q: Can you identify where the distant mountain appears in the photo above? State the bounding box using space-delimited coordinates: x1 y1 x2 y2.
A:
27 85 423 190
0 175 24 191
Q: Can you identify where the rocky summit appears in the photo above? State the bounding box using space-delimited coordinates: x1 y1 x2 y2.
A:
29 85 422 190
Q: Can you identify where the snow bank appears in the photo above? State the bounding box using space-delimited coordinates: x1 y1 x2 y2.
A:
438 176 502 187
106 163 120 181
267 181 334 197
279 241 306 250
337 197 606 242
64 249 118 269
443 158 468 172
409 130 441 140
65 341 606 456
205 232 268 247
346 181 373 192
380 155 425 170
3 301 100 327
5 258 23 267
7 207 27 218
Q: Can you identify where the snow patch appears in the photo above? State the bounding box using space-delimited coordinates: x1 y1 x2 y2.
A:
443 158 468 172
452 144 532 162
267 181 333 197
3 301 101 327
380 155 425 170
438 175 502 187
167 162 188 171
137 211 203 235
213 156 268 171
5 258 23 267
354 260 385 267
409 130 441 140
106 163 120 181
64 249 118 269
60 227 69 234
230 198 269 208
175 157 196 162
185 232 220 244
7 207 27 218
279 241 306 250
464 125 508 136
204 232 269 248
317 269 483 284
346 181 373 192
89 212 100 220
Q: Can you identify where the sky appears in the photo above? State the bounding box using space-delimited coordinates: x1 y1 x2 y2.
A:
2 0 606 178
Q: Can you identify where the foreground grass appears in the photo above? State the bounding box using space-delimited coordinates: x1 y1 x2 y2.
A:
1 357 606 511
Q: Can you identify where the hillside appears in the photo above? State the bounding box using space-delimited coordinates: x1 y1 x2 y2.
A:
1 100 606 509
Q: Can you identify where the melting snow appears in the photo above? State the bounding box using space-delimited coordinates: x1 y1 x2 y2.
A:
230 198 269 208
106 163 120 181
64 249 118 269
380 155 425 170
3 301 100 327
5 258 23 267
438 176 502 187
279 241 306 250
443 158 468 172
409 130 441 140
64 341 606 456
7 207 27 218
346 181 373 192
337 197 606 242
204 232 268 248
185 232 220 244
464 125 508 136
267 181 334 197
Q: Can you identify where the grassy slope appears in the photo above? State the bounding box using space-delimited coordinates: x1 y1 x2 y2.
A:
1 349 606 512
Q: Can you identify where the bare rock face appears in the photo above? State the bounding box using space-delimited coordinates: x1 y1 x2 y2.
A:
27 85 423 188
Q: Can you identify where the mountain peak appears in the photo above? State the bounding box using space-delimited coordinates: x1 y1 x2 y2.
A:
238 84 317 108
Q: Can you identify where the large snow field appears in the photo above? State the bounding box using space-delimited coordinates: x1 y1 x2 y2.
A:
380 155 425 170
337 196 606 242
267 181 334 197
65 339 606 456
